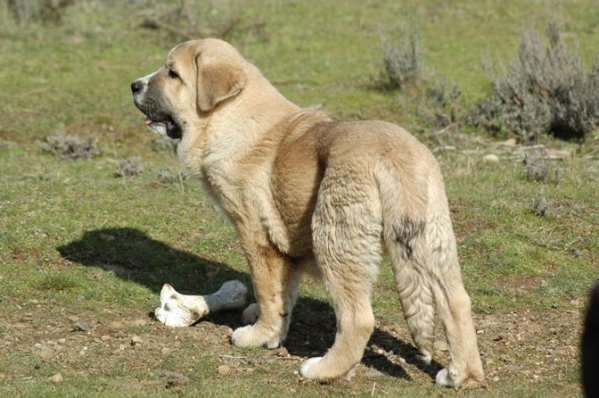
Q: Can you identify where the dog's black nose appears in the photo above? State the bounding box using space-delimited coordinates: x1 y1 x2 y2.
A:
131 80 142 94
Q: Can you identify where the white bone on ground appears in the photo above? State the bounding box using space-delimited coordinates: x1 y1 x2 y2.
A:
154 280 247 327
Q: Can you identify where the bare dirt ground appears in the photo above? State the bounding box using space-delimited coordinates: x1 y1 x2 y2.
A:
0 292 583 395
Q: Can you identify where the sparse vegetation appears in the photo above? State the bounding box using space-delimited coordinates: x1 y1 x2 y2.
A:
523 152 562 184
39 130 101 160
473 17 599 142
157 168 186 184
139 0 268 42
151 137 178 153
2 0 74 26
379 24 423 90
420 76 463 130
115 157 144 178
531 192 550 217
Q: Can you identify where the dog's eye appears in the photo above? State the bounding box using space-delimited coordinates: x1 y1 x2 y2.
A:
168 69 179 79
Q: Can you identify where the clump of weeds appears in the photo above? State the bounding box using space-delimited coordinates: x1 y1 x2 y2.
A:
39 129 101 160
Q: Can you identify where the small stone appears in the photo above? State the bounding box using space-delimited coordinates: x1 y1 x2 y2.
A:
72 321 95 332
363 368 389 378
130 319 147 327
49 373 63 383
503 138 517 147
130 335 142 345
276 347 289 357
217 365 231 376
483 154 499 163
37 346 55 359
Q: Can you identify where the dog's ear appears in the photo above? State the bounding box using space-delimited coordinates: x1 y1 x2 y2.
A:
195 52 246 113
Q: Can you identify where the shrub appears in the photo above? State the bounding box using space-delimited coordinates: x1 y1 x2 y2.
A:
3 0 74 26
379 24 423 90
40 130 101 160
523 152 561 184
157 169 187 184
420 76 462 129
473 17 599 142
115 157 143 178
139 0 267 42
151 137 178 153
531 193 550 217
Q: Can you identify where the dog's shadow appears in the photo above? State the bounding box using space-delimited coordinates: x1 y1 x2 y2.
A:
58 227 442 381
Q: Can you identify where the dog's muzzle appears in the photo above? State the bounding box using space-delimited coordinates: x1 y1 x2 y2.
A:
131 78 182 140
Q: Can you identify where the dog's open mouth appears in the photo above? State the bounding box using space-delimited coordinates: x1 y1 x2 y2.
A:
143 115 182 140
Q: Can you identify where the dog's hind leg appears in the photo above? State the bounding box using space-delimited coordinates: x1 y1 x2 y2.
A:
300 172 383 381
426 213 485 389
385 224 436 364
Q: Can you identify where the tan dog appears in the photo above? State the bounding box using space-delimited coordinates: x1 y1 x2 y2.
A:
131 39 484 388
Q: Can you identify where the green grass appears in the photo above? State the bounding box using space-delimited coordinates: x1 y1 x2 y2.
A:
0 0 598 397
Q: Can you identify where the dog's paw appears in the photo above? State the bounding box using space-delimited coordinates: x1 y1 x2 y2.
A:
416 353 432 365
230 324 281 349
299 357 323 379
436 366 486 390
435 367 460 388
241 303 260 325
300 357 356 381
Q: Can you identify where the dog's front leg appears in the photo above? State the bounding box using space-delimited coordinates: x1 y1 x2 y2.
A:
231 234 300 349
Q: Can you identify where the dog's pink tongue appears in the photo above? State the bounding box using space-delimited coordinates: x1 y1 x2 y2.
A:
144 117 153 126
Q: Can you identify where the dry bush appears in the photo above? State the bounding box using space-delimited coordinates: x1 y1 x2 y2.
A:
420 76 462 128
115 157 144 178
3 0 74 26
523 152 562 184
531 193 551 217
40 130 101 160
157 168 187 184
379 25 423 90
151 137 178 153
139 0 267 42
474 17 599 142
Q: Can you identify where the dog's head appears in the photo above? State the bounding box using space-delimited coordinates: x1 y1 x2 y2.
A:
131 39 247 139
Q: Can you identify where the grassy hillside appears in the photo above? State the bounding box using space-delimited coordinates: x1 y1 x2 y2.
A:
0 1 597 396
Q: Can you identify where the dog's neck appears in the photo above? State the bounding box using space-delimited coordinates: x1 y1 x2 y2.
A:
179 67 299 176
